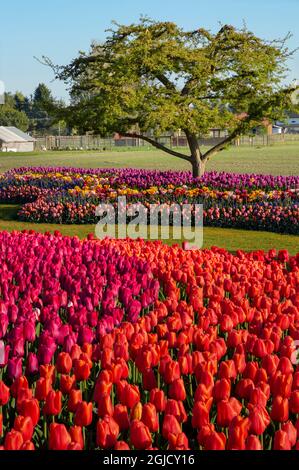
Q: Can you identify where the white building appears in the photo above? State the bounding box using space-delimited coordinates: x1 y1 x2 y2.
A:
0 126 36 152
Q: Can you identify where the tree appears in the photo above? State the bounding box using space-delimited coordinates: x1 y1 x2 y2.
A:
50 18 297 176
0 105 29 131
14 91 27 113
30 83 55 134
33 83 54 105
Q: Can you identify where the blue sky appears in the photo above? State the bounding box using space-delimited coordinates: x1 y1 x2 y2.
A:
1 0 298 100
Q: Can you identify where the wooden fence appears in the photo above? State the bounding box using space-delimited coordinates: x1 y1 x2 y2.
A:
34 133 299 151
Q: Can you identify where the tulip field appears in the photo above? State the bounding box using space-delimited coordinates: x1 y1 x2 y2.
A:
0 229 299 450
0 167 298 234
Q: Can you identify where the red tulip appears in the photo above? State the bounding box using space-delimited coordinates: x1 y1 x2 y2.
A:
141 403 159 433
246 435 262 450
213 378 231 402
142 369 157 391
35 377 52 401
74 401 93 427
165 399 187 423
243 361 258 381
248 404 270 435
73 359 91 381
16 387 33 409
121 383 140 409
0 380 10 406
44 390 62 416
149 388 166 412
168 432 189 450
290 390 299 414
262 354 279 377
69 426 84 449
11 376 28 398
68 389 82 413
4 429 23 450
56 352 72 374
168 379 186 401
114 441 130 450
271 396 289 422
205 431 226 450
164 361 180 384
21 440 35 450
271 373 292 398
130 420 152 449
113 404 130 431
281 421 297 447
197 423 215 447
19 398 40 427
94 379 112 402
249 387 268 408
14 416 34 442
162 415 181 440
217 398 242 428
227 416 250 450
274 430 291 450
49 423 71 450
60 374 76 394
96 416 119 449
98 395 114 418
218 360 237 380
67 442 82 450
40 365 55 383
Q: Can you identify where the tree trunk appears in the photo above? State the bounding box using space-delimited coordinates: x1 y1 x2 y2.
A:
185 130 205 177
191 157 206 178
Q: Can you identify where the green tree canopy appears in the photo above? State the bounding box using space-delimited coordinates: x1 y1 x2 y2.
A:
51 18 297 176
0 105 29 131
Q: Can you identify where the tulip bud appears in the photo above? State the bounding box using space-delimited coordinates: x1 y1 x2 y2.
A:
130 420 152 450
274 430 291 450
14 416 34 442
68 389 82 413
131 402 143 421
49 423 71 450
74 401 93 427
141 403 159 433
44 390 62 416
0 380 10 406
19 398 40 426
96 416 119 449
114 441 130 450
4 429 23 450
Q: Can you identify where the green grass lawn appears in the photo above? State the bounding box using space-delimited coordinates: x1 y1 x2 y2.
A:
0 205 298 255
0 141 299 174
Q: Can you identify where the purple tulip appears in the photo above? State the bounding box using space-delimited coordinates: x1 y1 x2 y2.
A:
7 356 23 380
26 352 39 375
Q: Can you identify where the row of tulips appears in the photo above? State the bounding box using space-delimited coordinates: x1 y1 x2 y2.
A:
18 196 299 234
2 183 298 205
5 167 299 190
1 232 299 449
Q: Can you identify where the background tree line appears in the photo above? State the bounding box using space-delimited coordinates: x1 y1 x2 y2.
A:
0 83 67 135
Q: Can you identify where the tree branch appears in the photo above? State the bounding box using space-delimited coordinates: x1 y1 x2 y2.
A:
154 73 176 90
202 130 240 161
121 133 191 161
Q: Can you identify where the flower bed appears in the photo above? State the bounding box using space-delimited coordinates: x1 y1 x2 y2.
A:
0 167 299 233
1 231 299 450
